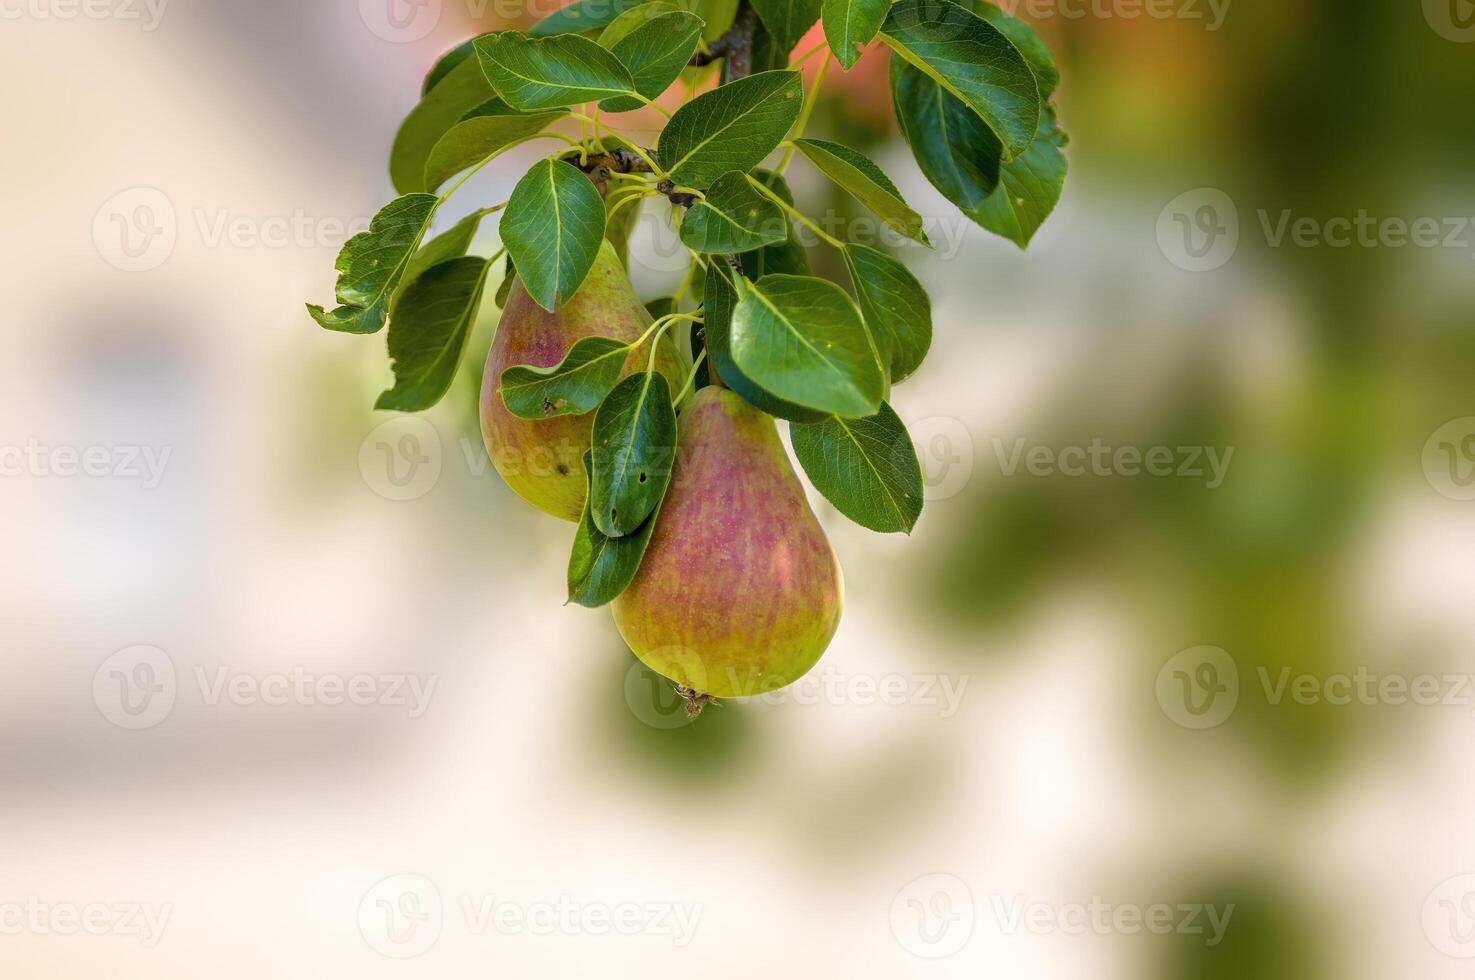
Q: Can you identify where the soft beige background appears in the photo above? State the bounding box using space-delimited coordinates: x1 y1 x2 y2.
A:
2 0 1474 976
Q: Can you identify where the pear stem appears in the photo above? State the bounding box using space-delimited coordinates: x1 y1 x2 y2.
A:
674 685 718 719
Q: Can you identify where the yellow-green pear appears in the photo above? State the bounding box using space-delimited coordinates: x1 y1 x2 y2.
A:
480 241 682 522
612 387 844 698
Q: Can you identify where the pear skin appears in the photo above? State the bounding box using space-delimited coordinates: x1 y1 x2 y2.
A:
612 387 844 697
481 241 683 522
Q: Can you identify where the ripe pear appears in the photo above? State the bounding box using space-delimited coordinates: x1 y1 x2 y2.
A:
481 241 683 522
612 387 844 698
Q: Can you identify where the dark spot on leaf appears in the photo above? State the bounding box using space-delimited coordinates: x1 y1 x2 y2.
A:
557 463 570 476
638 473 647 484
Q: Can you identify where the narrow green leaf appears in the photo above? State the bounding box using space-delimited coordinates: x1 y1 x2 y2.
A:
422 104 567 193
500 159 607 311
476 32 636 110
791 402 924 533
889 56 1001 211
645 296 676 320
792 138 930 245
499 335 631 419
600 2 686 48
842 244 932 384
703 261 826 422
377 257 490 412
494 255 516 309
822 0 890 69
568 451 666 608
730 274 885 418
879 0 1040 160
969 106 1068 247
680 170 788 253
658 70 803 186
399 209 486 302
532 0 649 36
752 0 821 51
391 56 497 195
307 194 438 334
591 371 677 537
600 11 703 112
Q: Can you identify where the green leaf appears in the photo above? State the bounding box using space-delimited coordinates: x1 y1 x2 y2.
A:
568 451 665 608
494 255 516 308
476 32 636 111
730 274 885 418
791 402 924 533
969 0 1058 100
423 38 481 95
822 0 891 69
499 335 631 419
879 0 1039 160
679 170 788 253
376 257 491 412
591 371 677 536
399 209 486 300
658 70 803 186
750 17 791 72
422 104 567 193
391 56 496 195
308 194 438 334
752 0 821 51
532 0 649 35
500 159 607 311
600 2 685 47
600 10 703 112
703 261 825 422
739 169 811 278
889 56 1000 211
969 106 1068 247
842 244 932 384
671 0 739 40
792 138 930 245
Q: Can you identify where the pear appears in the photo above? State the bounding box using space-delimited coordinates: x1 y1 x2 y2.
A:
612 387 844 698
481 241 683 522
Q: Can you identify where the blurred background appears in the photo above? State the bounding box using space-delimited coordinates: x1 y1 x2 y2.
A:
2 0 1474 975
